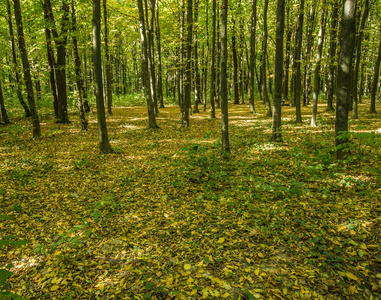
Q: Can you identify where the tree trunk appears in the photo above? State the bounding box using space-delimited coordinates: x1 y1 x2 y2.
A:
71 0 88 131
0 79 10 125
294 0 304 123
311 0 326 127
335 0 356 160
232 19 239 105
203 0 209 112
14 0 41 138
137 0 159 129
249 0 256 113
272 0 285 141
210 0 216 118
6 0 30 117
351 0 369 119
193 0 201 113
370 25 381 114
155 0 164 108
327 0 339 111
147 0 158 116
103 0 113 116
93 0 113 153
221 0 229 155
262 0 272 117
179 0 185 112
182 0 193 127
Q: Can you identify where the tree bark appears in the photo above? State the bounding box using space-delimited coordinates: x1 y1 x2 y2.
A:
327 0 339 111
311 0 326 127
193 0 201 113
221 0 230 155
210 0 216 118
182 0 193 127
93 0 113 153
335 0 356 160
249 0 256 113
179 0 185 111
6 0 30 118
232 19 239 105
370 25 381 114
262 0 272 117
0 79 10 125
103 0 113 116
155 0 164 108
137 0 159 129
351 0 369 119
14 0 41 138
294 0 304 123
272 0 285 141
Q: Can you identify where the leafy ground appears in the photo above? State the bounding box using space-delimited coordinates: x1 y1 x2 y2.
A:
1 99 381 300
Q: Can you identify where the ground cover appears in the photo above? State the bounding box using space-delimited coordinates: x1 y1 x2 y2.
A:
1 100 381 299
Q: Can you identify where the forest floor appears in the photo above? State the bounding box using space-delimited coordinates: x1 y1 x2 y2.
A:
1 99 381 300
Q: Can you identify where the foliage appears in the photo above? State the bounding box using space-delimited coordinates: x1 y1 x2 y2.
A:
0 100 381 299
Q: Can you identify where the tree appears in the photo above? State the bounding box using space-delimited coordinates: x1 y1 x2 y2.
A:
103 0 113 116
294 0 304 124
370 24 381 114
0 79 10 125
335 0 356 160
155 0 164 109
6 0 30 118
232 18 239 105
93 0 113 153
248 0 256 114
272 0 285 141
311 0 326 127
261 0 272 117
13 0 41 138
209 0 217 119
193 0 201 113
221 0 229 155
137 0 159 129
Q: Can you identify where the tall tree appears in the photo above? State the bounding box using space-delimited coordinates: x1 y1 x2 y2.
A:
248 0 256 114
294 0 304 123
103 0 113 116
272 0 286 141
262 0 272 117
232 18 239 105
351 0 369 119
182 0 193 127
335 0 356 160
155 0 164 108
71 0 88 131
14 0 41 138
311 0 327 127
221 0 229 155
193 0 201 113
327 0 339 111
370 24 381 114
137 0 159 129
6 0 30 118
210 0 217 118
93 0 113 153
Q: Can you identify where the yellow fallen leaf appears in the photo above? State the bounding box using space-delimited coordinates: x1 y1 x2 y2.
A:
346 273 358 281
218 237 225 243
222 292 230 298
50 285 59 291
184 263 191 270
255 268 260 276
190 289 198 295
283 287 288 295
376 274 381 279
222 281 231 290
258 252 264 258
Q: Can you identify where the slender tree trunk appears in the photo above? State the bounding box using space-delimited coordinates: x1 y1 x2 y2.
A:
71 0 87 131
179 0 185 111
210 0 216 118
0 80 10 125
7 0 30 117
14 0 41 138
311 0 326 127
103 0 113 116
221 0 229 155
147 0 158 116
232 19 239 105
262 0 272 117
138 0 159 129
93 0 113 153
249 0 256 113
155 0 164 108
335 0 356 160
370 25 381 114
272 0 285 141
294 0 304 123
351 0 369 119
304 2 316 106
182 0 193 127
327 0 339 111
193 0 201 113
203 0 209 112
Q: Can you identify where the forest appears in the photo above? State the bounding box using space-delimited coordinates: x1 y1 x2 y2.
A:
0 0 381 299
